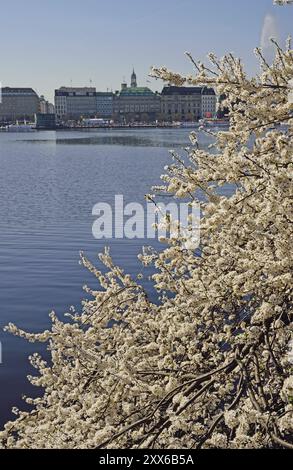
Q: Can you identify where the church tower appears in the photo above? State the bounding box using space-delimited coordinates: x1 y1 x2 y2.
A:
131 69 137 88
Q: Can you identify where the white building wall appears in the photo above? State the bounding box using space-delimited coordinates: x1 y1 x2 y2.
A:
201 92 217 118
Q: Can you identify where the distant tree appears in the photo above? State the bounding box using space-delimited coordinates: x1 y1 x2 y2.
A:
173 113 181 122
141 113 150 123
157 112 166 123
217 94 229 119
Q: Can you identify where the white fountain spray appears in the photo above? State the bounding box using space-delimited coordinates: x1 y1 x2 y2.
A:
260 13 280 63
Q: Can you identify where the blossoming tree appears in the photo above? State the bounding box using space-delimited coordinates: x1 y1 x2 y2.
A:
0 1 292 450
274 1 293 5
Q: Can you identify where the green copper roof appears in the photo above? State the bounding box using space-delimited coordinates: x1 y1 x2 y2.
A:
119 87 154 96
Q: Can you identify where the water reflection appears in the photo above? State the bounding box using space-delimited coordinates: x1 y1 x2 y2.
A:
0 128 222 427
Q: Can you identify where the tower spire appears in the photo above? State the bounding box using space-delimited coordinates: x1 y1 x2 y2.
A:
131 68 137 88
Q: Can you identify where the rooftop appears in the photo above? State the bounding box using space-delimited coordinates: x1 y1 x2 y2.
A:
162 86 203 96
1 87 38 96
119 87 155 97
58 87 96 92
201 87 216 95
96 92 114 97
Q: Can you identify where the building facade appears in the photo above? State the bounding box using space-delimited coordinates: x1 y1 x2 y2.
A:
160 86 203 122
113 70 161 123
0 87 39 122
39 95 55 114
35 113 56 129
201 87 217 118
55 87 97 120
53 78 217 123
96 92 113 118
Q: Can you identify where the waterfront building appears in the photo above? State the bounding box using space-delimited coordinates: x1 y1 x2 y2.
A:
160 86 202 122
201 87 217 118
35 113 56 129
0 87 39 122
47 102 55 114
39 95 55 114
55 87 97 120
113 70 161 123
96 92 114 118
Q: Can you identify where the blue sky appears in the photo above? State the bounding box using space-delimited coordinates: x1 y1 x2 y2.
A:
0 0 292 101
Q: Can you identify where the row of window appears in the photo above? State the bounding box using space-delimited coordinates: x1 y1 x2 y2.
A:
114 105 159 112
162 107 200 113
97 106 113 110
165 110 201 115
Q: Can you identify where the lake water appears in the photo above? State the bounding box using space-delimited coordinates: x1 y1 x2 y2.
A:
0 128 217 427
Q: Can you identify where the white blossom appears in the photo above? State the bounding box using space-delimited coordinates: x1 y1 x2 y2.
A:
274 0 293 5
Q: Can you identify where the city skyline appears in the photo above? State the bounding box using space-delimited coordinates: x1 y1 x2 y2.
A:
0 0 292 101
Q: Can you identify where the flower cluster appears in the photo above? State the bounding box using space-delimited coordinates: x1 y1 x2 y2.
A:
274 0 293 5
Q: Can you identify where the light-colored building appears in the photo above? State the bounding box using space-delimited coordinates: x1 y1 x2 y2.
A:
96 92 113 118
160 86 202 122
55 87 97 120
113 70 161 123
39 95 48 114
47 102 55 114
201 87 217 118
0 87 39 122
39 95 55 114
